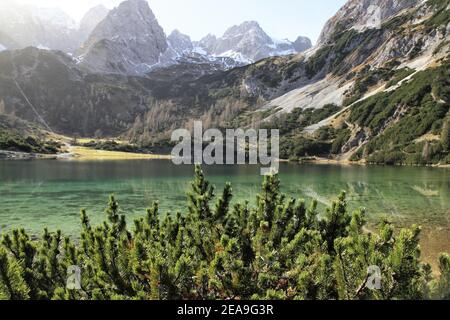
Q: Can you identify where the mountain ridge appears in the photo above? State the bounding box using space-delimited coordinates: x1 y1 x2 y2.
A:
194 20 311 64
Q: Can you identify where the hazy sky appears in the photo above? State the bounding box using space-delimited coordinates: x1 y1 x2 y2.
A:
14 0 347 43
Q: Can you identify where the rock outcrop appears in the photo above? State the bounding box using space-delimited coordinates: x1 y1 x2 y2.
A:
317 0 420 46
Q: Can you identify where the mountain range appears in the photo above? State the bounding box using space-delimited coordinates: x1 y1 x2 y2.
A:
0 1 109 53
0 0 449 165
0 0 312 74
194 21 312 64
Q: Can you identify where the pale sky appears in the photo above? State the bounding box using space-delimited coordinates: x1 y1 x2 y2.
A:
13 0 347 43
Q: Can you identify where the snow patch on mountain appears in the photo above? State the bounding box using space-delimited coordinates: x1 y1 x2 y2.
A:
192 46 207 55
161 23 310 72
37 44 51 50
215 50 254 64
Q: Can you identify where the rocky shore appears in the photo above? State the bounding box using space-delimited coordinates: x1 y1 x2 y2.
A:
0 150 57 160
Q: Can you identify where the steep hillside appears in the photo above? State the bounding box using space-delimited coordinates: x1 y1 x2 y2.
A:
345 59 449 165
0 47 251 138
0 48 155 136
265 58 449 164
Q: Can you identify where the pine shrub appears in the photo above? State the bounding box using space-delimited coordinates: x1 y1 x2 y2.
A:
0 167 448 300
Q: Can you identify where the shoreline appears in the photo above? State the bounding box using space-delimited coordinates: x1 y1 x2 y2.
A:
0 148 172 161
1 149 449 168
0 150 58 160
285 156 450 169
61 146 172 161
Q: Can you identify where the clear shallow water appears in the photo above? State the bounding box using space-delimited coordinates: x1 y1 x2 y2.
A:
0 160 449 238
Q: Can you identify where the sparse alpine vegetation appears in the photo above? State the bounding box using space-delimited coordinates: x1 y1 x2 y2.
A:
348 59 450 165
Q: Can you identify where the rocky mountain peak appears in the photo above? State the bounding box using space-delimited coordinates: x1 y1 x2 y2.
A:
222 21 272 44
78 0 168 75
86 0 165 44
204 20 311 62
168 30 194 55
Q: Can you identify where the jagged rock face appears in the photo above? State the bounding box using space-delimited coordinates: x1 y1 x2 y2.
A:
162 22 311 73
196 21 311 63
167 30 194 56
78 5 110 44
293 36 312 52
196 34 218 54
214 21 274 61
164 30 245 71
78 0 168 75
0 2 79 52
160 30 195 68
317 0 420 46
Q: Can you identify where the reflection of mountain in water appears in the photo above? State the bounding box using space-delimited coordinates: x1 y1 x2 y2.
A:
411 186 439 197
301 187 332 207
290 178 449 226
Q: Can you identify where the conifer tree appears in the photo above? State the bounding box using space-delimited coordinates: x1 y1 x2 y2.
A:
442 118 450 152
